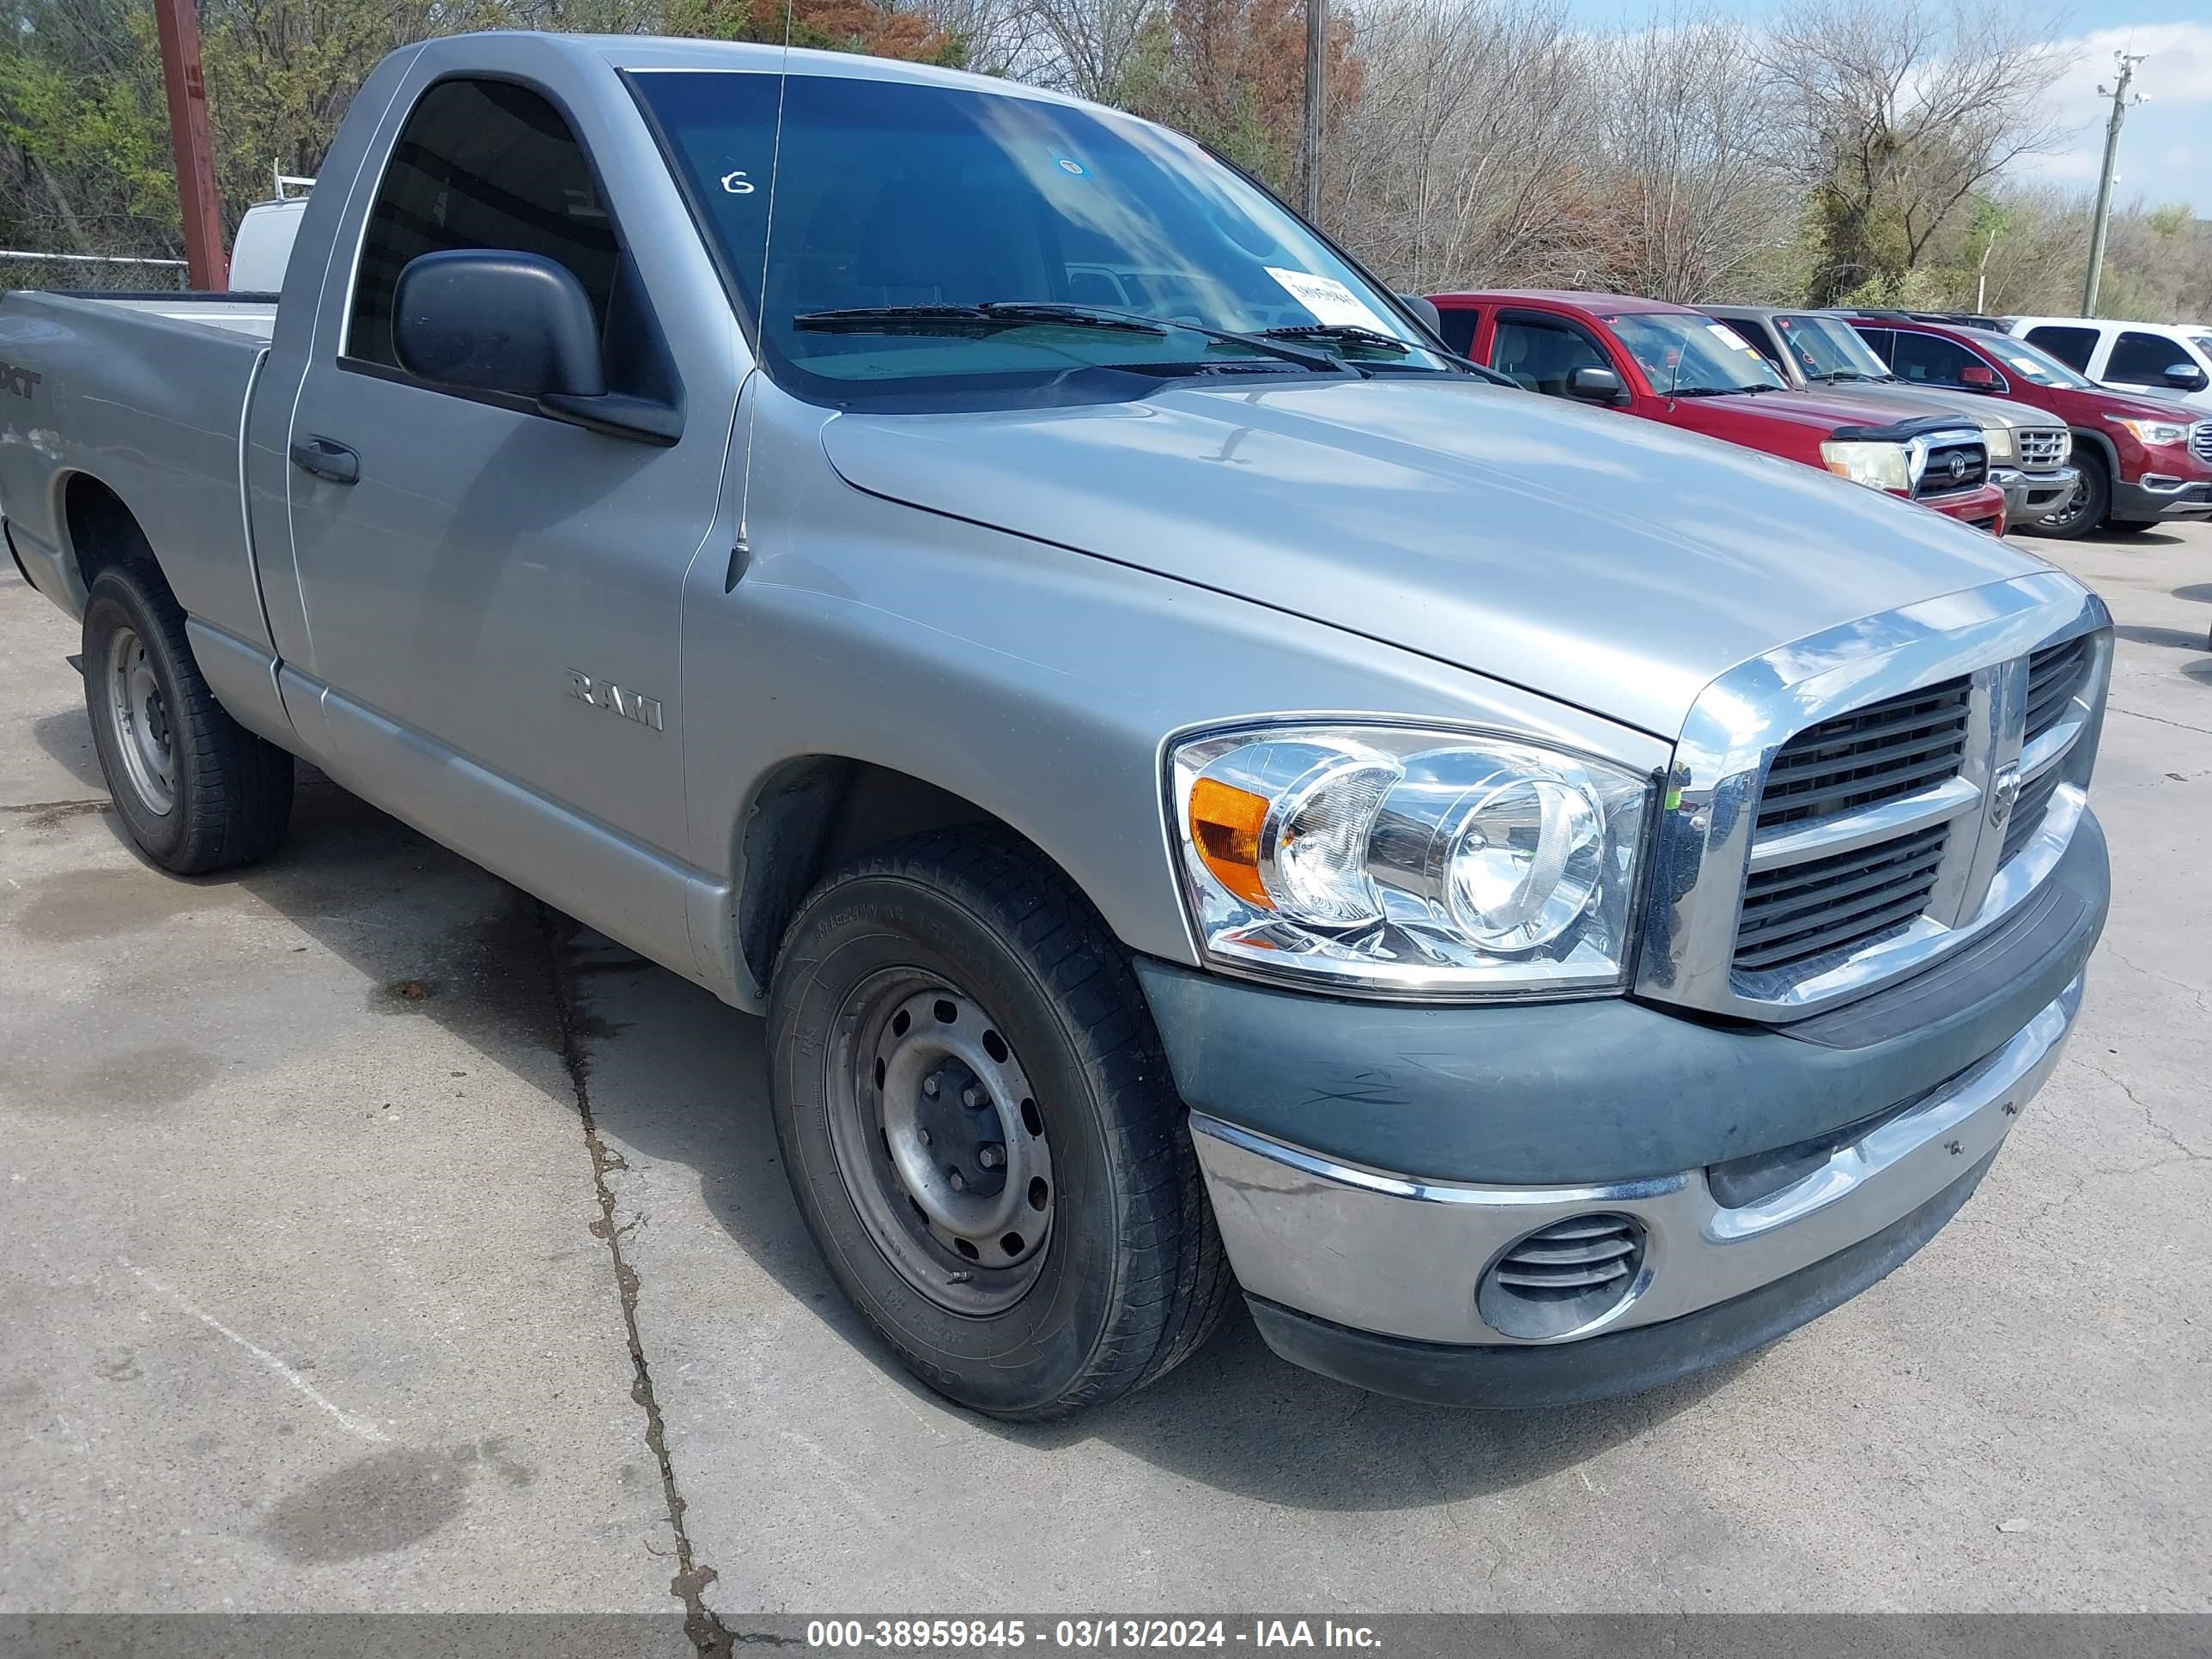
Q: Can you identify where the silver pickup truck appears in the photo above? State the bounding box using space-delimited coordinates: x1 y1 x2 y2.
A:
0 33 2110 1419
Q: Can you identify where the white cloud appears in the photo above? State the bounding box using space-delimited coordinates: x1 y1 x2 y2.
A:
2013 21 2212 213
2038 21 2212 114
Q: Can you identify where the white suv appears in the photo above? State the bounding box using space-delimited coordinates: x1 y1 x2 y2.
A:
2008 317 2212 413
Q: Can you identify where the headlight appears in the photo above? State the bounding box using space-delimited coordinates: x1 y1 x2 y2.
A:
1170 723 1653 998
1820 440 1911 492
1984 427 2016 462
2108 416 2191 447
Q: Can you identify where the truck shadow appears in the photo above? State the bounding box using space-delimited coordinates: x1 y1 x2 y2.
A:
88 777 1744 1511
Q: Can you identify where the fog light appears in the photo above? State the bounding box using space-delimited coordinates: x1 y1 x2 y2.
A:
1477 1212 1647 1340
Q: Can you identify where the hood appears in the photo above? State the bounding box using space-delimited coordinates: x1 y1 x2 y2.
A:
1668 385 1980 435
2069 384 2207 422
820 378 2051 738
1789 379 2046 434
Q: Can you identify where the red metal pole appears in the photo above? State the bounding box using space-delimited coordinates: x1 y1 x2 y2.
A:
152 0 228 289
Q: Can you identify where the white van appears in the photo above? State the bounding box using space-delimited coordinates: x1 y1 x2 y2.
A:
2007 317 2212 413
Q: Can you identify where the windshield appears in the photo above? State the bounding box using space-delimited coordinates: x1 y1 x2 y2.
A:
1607 313 1786 394
1967 330 2098 390
1773 313 1891 381
632 69 1452 409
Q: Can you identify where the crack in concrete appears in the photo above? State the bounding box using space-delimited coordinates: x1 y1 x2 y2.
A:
2067 1055 2212 1164
538 904 731 1659
2098 945 2212 1018
2106 704 2212 738
0 794 109 813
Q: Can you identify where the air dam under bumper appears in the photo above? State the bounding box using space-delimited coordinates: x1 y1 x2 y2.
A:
1187 974 2082 1408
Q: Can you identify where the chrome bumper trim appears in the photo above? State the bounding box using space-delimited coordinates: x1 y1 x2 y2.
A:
1191 973 2082 1347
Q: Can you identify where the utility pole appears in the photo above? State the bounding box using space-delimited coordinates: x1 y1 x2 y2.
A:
153 0 228 290
2081 50 2145 318
1302 0 1324 221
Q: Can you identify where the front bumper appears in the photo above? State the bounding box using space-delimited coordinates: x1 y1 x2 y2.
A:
1141 806 2106 1407
1992 464 2078 522
1920 479 2007 533
2112 474 2212 522
1195 974 2078 1404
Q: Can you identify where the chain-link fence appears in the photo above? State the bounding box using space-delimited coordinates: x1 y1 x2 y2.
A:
0 252 190 293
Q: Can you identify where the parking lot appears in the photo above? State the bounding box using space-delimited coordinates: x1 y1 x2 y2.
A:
2 523 2207 1626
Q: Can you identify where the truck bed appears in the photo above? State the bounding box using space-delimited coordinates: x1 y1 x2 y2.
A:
0 288 274 645
42 291 280 340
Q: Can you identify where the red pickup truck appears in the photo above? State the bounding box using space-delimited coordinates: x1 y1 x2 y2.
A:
1832 313 2212 538
1431 290 2008 534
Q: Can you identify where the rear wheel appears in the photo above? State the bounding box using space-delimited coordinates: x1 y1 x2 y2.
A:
767 828 1231 1419
82 567 294 873
2027 451 2108 539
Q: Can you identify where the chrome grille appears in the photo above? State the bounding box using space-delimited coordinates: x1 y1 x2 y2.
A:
2000 768 2063 867
1755 678 1971 831
2192 422 2211 465
2017 428 2069 468
1638 571 2108 1021
1913 436 1987 497
1734 823 1948 973
2024 635 2091 746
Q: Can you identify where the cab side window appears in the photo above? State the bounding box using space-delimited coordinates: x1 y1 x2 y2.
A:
1850 325 1896 367
1435 306 1480 358
1887 330 1983 388
2025 325 2098 372
348 78 619 371
2106 331 2187 385
1492 316 1610 398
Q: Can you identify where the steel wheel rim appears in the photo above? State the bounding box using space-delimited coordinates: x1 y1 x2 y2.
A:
2039 476 2095 532
826 969 1054 1316
106 626 175 816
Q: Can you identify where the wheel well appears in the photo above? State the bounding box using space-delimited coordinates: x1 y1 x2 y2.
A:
736 758 1022 996
63 474 161 594
2068 428 2117 477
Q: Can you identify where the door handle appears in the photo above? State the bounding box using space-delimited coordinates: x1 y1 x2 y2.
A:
289 435 360 485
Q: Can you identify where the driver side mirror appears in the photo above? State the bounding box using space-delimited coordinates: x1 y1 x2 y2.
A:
1958 363 2000 391
2163 362 2209 393
396 250 605 401
1397 294 1443 335
1566 365 1629 407
394 250 680 445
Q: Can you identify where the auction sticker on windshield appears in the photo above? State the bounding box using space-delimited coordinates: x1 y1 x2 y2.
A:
1266 267 1392 332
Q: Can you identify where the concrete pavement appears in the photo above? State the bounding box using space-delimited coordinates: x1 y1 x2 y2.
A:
3 520 2208 1624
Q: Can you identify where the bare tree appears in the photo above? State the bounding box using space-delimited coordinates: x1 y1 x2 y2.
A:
1589 9 1800 301
1015 0 1154 100
1765 0 2067 302
1326 0 1602 292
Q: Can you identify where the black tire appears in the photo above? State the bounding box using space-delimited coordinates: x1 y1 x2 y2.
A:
82 566 294 874
767 827 1232 1419
2024 451 2109 540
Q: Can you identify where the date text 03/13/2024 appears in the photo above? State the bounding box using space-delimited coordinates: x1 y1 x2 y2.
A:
801 1620 1383 1650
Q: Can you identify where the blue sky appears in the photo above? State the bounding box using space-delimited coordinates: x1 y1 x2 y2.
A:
1562 2 2212 214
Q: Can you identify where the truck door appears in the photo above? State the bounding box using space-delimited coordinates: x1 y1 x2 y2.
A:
279 69 744 960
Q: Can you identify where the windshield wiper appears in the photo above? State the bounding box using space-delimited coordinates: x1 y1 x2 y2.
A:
1258 322 1413 355
792 302 1352 374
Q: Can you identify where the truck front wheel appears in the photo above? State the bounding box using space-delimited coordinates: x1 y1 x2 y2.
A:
2027 451 2109 539
81 567 294 873
767 828 1231 1419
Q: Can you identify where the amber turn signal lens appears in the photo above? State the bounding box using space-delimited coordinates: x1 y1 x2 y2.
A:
1189 777 1273 909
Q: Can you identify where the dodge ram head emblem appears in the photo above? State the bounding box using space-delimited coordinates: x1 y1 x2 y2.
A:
565 669 664 732
1989 764 2022 828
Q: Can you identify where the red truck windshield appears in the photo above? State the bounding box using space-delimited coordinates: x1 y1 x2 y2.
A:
1607 313 1787 395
